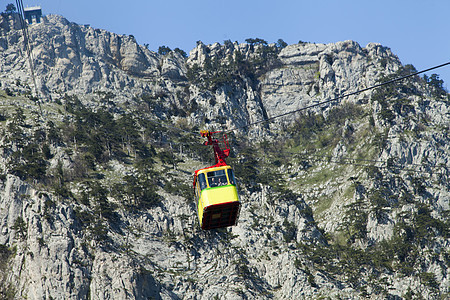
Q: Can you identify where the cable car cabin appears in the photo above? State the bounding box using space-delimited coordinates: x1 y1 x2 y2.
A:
193 165 240 230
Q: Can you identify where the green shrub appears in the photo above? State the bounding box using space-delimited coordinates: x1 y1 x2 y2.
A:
164 180 192 201
419 272 439 289
158 46 171 55
282 219 297 243
12 217 27 240
424 74 447 99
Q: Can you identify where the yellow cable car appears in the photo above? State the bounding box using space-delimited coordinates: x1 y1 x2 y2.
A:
193 131 240 230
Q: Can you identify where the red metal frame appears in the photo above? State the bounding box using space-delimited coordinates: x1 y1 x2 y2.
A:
200 130 230 167
193 130 231 185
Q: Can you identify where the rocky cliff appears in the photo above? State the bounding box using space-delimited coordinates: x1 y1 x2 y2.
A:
0 13 449 299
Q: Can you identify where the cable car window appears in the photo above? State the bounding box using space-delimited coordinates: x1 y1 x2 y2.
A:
198 173 207 190
207 170 228 187
227 169 236 185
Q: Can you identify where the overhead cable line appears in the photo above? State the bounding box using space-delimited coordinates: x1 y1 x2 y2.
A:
288 151 448 175
224 61 450 134
297 151 441 169
156 62 450 164
15 0 42 114
137 62 450 163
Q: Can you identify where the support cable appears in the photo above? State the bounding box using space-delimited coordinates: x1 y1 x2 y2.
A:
287 151 448 175
224 61 450 134
15 0 42 114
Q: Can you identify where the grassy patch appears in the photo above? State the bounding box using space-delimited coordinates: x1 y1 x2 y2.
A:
297 165 341 186
313 195 333 216
342 184 356 200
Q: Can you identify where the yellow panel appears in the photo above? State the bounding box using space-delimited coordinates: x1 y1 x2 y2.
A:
198 196 205 224
202 185 238 207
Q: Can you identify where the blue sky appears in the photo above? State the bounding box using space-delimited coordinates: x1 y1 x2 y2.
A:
14 0 450 89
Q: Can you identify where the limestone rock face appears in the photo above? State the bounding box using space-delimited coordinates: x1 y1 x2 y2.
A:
0 15 183 101
0 13 449 300
0 175 89 299
261 41 401 120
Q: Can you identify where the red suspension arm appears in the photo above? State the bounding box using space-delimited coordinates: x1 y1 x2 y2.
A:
200 130 230 166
